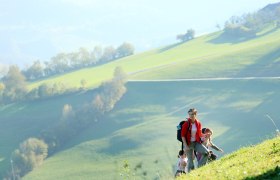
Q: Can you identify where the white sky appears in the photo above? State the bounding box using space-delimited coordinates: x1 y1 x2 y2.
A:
0 0 279 67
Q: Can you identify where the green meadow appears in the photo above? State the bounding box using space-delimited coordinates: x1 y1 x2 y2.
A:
28 28 280 90
0 26 280 179
18 79 280 179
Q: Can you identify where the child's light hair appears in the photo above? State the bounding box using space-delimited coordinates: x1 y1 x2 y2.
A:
205 128 213 135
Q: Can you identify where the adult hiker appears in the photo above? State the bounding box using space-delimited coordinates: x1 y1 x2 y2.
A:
181 108 210 172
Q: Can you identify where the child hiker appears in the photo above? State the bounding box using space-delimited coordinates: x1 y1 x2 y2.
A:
175 150 188 177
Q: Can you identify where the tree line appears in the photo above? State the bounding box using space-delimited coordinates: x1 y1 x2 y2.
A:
176 4 280 42
0 62 127 104
0 65 71 104
224 5 280 37
5 67 127 179
22 42 134 81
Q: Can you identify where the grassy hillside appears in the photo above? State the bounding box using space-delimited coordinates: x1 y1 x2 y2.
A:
28 27 280 90
0 92 96 177
21 79 280 180
130 28 280 80
179 136 280 180
1 28 280 179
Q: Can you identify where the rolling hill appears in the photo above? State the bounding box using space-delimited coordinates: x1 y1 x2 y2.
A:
28 26 280 90
0 25 280 179
12 79 280 179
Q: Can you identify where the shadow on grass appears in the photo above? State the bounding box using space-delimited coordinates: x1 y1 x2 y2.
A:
157 42 184 53
207 28 279 45
235 46 280 77
57 81 280 158
244 166 280 180
207 32 256 44
97 135 140 155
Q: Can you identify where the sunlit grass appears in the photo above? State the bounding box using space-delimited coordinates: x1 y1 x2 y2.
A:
178 136 280 180
2 27 280 179
21 79 280 180
27 28 280 90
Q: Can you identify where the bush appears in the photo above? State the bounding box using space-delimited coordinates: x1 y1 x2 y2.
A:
11 138 48 178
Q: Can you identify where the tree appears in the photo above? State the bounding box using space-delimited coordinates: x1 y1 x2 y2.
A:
68 52 80 69
100 46 116 62
62 104 75 120
92 94 105 113
176 29 195 42
244 13 263 32
96 67 127 112
113 66 127 84
78 47 91 67
23 60 44 80
50 53 70 74
2 65 27 101
115 42 135 58
186 29 195 40
37 83 51 98
92 45 103 64
11 138 48 177
3 65 27 91
224 21 256 38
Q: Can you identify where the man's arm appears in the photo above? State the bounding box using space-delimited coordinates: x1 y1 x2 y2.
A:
182 137 189 151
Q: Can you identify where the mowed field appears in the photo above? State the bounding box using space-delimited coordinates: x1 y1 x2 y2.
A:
21 79 280 180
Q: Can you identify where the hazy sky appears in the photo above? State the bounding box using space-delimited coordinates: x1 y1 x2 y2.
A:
0 0 279 67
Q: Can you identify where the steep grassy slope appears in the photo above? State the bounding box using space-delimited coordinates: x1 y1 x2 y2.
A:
22 79 280 179
179 136 280 180
28 27 280 90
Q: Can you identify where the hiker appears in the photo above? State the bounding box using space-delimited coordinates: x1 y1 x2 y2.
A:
181 108 210 172
174 150 188 177
196 128 224 162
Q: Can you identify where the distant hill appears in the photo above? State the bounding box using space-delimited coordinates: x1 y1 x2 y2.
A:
261 2 280 12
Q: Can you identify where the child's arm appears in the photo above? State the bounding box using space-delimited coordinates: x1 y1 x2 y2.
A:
209 141 224 152
177 159 180 168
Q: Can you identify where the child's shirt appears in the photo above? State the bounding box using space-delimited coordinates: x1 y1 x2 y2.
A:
177 157 188 171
